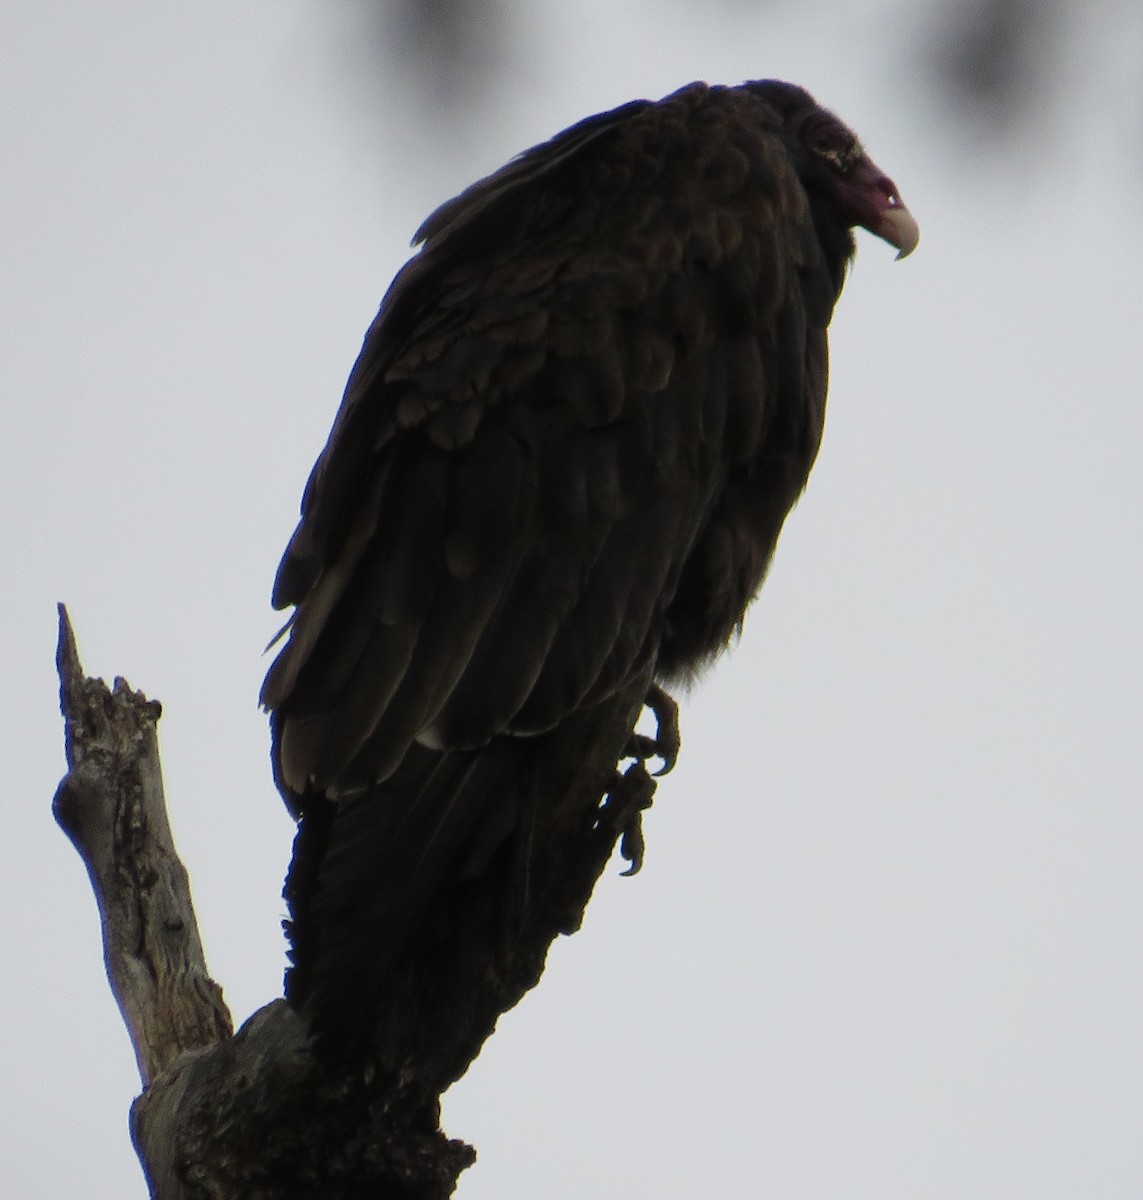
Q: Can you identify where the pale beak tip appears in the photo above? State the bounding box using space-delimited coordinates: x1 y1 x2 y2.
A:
880 204 920 260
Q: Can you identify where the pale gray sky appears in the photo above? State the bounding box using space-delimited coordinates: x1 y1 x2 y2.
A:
4 2 1143 1197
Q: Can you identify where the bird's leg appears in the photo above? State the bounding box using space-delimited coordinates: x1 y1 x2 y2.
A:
596 684 681 876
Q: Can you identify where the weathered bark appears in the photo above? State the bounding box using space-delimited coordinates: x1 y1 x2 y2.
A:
53 606 672 1198
53 603 233 1085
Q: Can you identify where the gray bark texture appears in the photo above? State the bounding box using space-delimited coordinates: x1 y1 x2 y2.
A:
53 604 669 1199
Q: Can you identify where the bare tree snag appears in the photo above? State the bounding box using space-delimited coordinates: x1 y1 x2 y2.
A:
53 605 673 1198
53 603 233 1084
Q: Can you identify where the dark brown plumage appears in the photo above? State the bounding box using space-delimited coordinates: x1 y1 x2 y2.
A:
262 80 916 1050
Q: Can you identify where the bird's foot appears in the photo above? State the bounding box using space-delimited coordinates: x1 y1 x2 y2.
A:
598 760 656 876
624 683 680 777
598 684 681 876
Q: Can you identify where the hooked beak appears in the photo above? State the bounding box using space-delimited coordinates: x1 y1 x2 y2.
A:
839 153 920 260
874 193 920 260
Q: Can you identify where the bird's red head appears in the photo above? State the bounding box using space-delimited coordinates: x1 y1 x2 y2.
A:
751 81 920 260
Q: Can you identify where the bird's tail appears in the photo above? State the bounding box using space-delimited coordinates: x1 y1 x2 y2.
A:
283 735 533 1058
280 675 660 1076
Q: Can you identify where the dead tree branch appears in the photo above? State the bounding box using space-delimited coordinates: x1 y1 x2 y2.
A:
53 606 669 1198
53 603 232 1085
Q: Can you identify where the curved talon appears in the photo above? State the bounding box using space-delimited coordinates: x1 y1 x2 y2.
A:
619 817 645 876
643 683 681 776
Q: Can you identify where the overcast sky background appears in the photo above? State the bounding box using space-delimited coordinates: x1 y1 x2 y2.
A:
4 1 1143 1197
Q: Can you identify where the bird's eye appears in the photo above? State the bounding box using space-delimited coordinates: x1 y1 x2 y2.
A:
811 137 860 172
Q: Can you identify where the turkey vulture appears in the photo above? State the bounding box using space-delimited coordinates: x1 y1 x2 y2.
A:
262 80 917 1057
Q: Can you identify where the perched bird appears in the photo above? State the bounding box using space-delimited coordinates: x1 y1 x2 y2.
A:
262 80 917 1054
